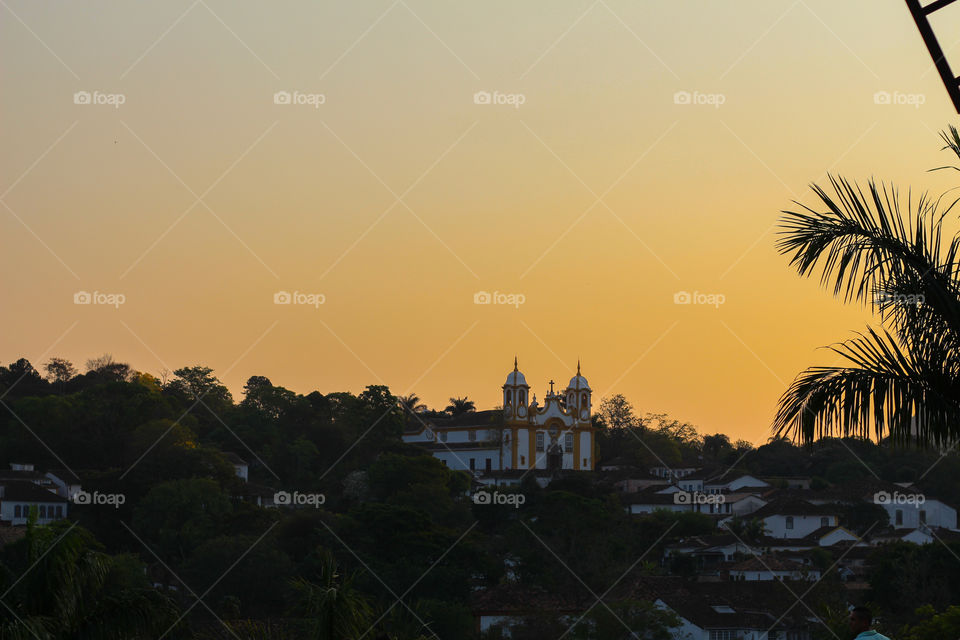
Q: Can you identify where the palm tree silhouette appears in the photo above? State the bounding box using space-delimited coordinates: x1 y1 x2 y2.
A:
774 126 960 448
444 396 475 416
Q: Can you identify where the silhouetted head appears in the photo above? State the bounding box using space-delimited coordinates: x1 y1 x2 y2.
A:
849 606 872 635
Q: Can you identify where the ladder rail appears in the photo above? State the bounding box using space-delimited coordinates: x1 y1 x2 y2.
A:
905 0 960 113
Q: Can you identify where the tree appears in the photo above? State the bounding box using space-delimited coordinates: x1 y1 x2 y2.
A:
444 397 475 416
398 394 427 414
293 550 374 640
774 126 960 448
168 365 234 406
84 353 132 381
598 394 639 430
0 518 177 638
44 357 76 386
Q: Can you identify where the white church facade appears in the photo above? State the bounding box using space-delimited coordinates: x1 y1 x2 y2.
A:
402 359 596 474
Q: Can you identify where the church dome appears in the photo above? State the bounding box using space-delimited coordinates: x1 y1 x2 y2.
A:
504 357 528 387
567 361 589 390
505 370 527 386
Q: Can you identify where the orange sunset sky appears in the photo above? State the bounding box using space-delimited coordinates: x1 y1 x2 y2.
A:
2 1 960 444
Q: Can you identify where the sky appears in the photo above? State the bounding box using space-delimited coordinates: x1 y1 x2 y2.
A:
2 0 960 445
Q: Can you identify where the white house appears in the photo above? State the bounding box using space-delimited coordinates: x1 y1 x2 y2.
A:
0 482 68 525
748 499 840 539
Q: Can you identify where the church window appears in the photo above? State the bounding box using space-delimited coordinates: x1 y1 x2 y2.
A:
440 431 447 442
536 433 544 451
469 458 475 470
505 390 512 404
785 516 794 530
469 430 476 441
581 393 587 406
564 434 573 450
519 391 526 404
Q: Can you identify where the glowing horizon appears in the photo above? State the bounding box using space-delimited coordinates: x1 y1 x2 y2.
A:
3 0 960 446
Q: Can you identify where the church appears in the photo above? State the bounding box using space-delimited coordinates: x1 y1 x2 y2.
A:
402 359 596 475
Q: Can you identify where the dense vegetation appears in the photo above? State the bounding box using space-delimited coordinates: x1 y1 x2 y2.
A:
0 357 958 638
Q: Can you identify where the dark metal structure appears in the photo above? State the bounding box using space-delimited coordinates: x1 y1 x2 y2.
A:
906 0 960 113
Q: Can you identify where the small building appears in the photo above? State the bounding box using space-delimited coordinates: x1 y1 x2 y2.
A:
221 452 249 482
0 482 68 525
747 499 840 539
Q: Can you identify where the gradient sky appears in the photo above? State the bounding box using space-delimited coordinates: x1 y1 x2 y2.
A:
3 0 960 444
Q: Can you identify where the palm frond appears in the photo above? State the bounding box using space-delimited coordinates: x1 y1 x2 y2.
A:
774 328 960 447
777 176 960 341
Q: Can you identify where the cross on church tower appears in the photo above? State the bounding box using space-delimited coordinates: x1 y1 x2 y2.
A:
548 379 555 395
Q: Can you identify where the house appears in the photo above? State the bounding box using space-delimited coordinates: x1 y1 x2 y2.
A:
728 556 821 581
0 482 68 525
221 452 249 482
403 359 597 473
802 479 958 531
470 585 588 637
0 464 56 491
45 469 81 500
760 476 812 490
705 472 770 494
473 469 554 489
663 534 751 569
744 499 840 539
631 578 816 640
615 473 672 493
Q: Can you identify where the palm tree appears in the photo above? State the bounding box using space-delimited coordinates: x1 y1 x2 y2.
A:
398 394 427 415
774 126 960 448
444 396 475 416
0 516 177 638
293 550 373 640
